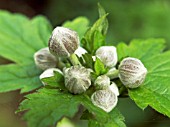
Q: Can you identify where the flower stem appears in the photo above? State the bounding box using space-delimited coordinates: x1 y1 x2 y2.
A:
106 69 119 79
69 53 81 66
57 61 65 70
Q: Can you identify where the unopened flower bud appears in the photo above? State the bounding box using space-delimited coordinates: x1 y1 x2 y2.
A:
48 27 79 57
94 75 110 90
91 89 118 112
109 82 119 96
74 47 87 57
34 47 58 70
95 46 118 68
64 65 91 94
40 68 63 85
92 56 96 61
118 57 147 88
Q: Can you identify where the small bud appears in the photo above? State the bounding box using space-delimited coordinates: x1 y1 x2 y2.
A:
92 56 96 61
94 75 110 90
118 57 147 88
64 65 91 94
74 47 87 57
39 68 63 85
109 82 119 96
48 27 79 57
91 89 118 112
95 46 118 68
34 47 58 70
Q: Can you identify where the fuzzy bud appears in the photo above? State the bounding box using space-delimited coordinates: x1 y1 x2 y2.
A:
94 75 110 90
91 89 118 112
64 65 91 94
74 47 87 57
118 57 147 88
48 27 79 57
95 46 118 68
109 82 119 96
39 68 63 85
34 47 58 70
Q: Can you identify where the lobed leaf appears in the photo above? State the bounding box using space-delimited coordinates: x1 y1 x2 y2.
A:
88 108 126 127
0 11 52 64
0 11 52 92
18 88 125 127
0 63 42 93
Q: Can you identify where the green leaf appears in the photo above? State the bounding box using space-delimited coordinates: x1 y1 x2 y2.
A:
82 14 108 54
98 3 108 35
88 108 126 127
117 38 165 62
117 38 170 118
93 30 105 52
18 88 80 127
41 71 65 89
62 16 89 40
0 11 52 64
0 11 53 92
18 88 125 127
94 58 108 76
82 53 94 69
0 63 42 93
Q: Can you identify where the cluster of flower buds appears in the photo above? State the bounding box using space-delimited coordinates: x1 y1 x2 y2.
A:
33 26 147 113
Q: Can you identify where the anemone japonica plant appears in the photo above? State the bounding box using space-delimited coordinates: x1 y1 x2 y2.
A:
0 3 170 127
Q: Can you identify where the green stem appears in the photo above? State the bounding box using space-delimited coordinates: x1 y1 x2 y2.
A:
106 69 119 79
69 53 81 66
119 85 126 95
57 61 65 70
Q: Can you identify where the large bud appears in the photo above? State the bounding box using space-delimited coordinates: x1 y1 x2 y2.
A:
64 65 91 94
34 47 58 70
94 75 110 90
91 89 118 112
118 57 147 88
48 27 79 57
95 46 118 68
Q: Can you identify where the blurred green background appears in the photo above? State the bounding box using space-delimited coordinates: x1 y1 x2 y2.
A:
0 0 170 127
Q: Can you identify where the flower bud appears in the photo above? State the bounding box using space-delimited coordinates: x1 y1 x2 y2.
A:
64 65 91 94
91 89 118 112
74 47 87 57
34 47 58 70
48 27 79 57
95 46 118 68
94 75 110 90
118 57 147 88
109 82 119 96
40 68 63 85
92 56 96 61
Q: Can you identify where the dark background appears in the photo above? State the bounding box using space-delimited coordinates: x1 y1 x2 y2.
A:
0 0 170 127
